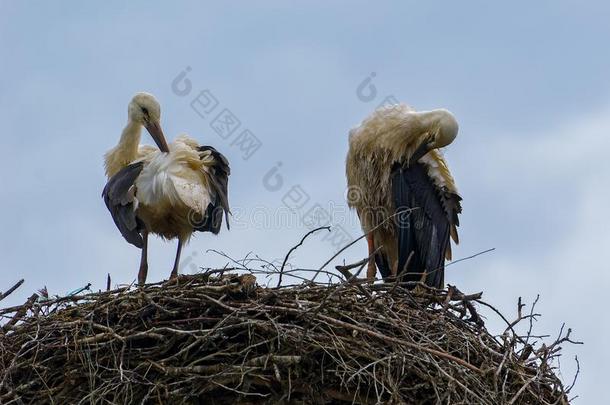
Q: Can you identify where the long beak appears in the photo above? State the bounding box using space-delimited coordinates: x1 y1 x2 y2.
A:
145 121 170 153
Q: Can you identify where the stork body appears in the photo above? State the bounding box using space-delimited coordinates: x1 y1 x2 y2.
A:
346 104 461 288
103 93 230 285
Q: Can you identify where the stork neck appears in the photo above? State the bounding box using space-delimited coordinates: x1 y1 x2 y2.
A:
118 119 143 155
104 119 143 178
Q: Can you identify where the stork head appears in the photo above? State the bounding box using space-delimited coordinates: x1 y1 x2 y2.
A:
128 92 169 153
427 109 459 149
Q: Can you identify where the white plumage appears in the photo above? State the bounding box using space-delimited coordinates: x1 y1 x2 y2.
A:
136 139 213 217
346 103 461 287
103 93 230 285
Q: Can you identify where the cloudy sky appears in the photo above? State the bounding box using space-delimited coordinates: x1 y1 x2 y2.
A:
1 1 608 402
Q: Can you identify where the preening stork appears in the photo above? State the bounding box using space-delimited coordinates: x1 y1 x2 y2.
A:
346 104 461 289
103 93 230 285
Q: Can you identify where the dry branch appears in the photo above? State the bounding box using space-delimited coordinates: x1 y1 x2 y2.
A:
0 279 24 303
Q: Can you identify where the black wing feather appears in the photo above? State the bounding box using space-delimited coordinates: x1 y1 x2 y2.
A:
102 162 145 248
391 161 454 289
196 146 231 234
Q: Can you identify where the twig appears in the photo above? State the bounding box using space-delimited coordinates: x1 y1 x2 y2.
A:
316 313 482 373
277 226 330 288
566 356 580 393
0 280 24 303
335 258 369 280
311 210 417 282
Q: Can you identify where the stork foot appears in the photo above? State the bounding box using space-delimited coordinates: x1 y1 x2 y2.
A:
365 232 376 283
138 230 149 287
366 260 377 283
138 263 148 287
169 268 178 280
169 240 183 281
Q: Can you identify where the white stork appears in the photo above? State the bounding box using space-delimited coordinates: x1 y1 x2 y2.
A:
346 104 461 288
103 92 230 285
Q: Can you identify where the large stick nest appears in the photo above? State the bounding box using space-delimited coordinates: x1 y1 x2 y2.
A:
0 273 576 404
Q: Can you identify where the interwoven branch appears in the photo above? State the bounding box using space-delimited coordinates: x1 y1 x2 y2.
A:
0 271 576 404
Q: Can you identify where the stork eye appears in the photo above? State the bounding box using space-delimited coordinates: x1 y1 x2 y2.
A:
142 107 149 116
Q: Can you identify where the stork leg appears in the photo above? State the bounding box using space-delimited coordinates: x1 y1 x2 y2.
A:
366 232 376 281
138 230 149 286
170 239 183 279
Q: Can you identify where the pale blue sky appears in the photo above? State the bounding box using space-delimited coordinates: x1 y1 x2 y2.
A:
1 1 609 402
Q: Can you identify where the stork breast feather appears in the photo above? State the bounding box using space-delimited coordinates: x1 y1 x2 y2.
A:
136 152 212 214
171 172 212 215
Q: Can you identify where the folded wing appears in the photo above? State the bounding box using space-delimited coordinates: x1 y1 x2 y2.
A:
196 145 231 233
102 162 145 248
391 158 461 289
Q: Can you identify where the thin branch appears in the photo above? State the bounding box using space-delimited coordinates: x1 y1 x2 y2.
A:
0 279 24 303
311 210 418 282
277 226 331 288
